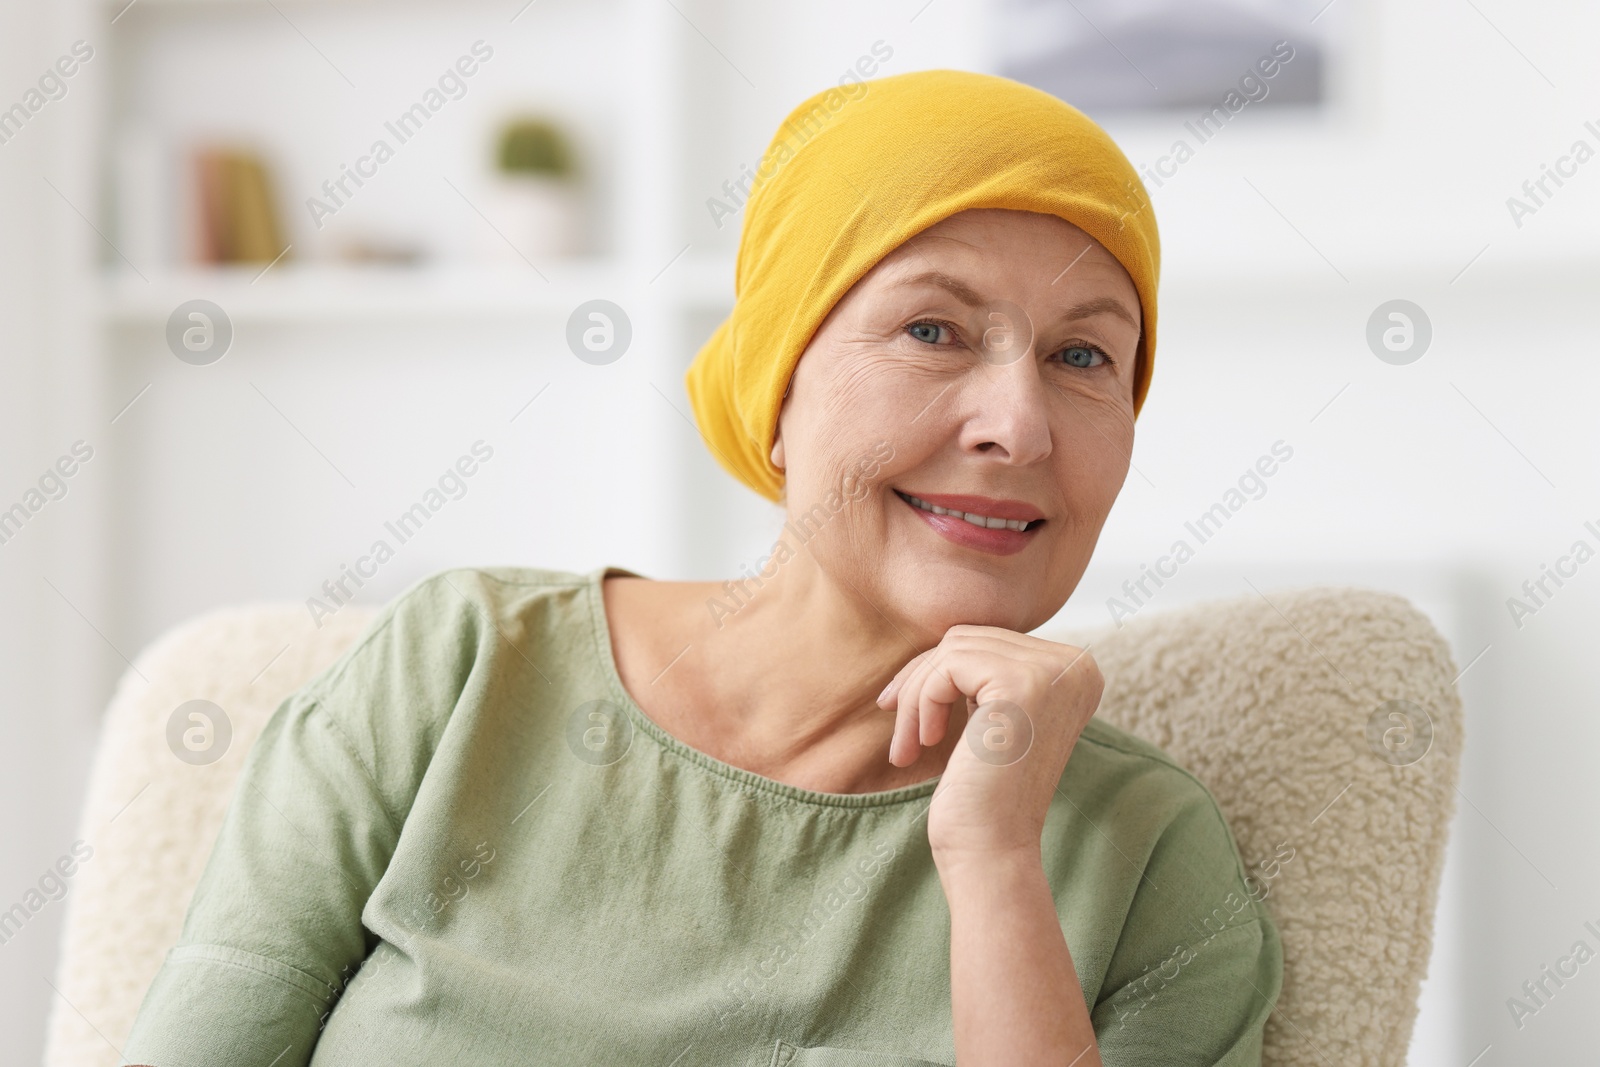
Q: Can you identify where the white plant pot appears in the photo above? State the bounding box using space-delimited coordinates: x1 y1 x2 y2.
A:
474 174 581 264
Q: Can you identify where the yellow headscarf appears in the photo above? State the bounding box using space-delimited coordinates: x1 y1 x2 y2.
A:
685 68 1160 502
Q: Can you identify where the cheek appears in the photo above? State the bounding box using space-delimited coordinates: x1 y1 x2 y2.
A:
815 350 926 429
1053 372 1135 441
790 357 930 480
1051 409 1133 509
782 426 896 518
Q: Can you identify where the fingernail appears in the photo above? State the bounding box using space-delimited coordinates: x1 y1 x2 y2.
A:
876 681 894 704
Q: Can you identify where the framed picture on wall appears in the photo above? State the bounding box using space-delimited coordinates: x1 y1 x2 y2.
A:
994 0 1328 117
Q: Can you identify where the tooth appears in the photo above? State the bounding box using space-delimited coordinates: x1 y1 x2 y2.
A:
903 492 1035 531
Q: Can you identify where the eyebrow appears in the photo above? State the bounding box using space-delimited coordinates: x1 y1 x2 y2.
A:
899 271 1139 331
1060 295 1141 331
901 270 986 307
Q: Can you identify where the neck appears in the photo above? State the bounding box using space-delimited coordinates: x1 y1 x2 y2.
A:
662 547 955 792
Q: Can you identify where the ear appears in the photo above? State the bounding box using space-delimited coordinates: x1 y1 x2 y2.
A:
771 375 794 470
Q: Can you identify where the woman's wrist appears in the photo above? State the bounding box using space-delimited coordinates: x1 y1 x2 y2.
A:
939 842 1099 1065
933 844 1045 896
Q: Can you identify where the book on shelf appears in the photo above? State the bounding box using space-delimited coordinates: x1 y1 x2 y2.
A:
192 147 287 265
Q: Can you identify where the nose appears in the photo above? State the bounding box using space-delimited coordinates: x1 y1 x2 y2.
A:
958 355 1053 466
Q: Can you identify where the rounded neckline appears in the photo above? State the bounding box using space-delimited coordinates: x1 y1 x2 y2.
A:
584 564 942 810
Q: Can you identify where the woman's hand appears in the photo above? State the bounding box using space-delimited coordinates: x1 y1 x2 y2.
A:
880 627 1107 1064
875 625 1104 866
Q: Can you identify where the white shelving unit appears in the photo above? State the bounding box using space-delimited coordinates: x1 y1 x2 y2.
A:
98 255 734 323
96 0 712 315
89 0 755 622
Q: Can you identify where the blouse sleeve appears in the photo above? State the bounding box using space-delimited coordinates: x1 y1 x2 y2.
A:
121 571 485 1067
1089 785 1286 1067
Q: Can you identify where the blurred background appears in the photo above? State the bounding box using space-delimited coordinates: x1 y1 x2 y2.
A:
2 0 1597 1061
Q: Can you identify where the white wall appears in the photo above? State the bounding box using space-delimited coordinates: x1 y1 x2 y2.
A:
0 1 108 1062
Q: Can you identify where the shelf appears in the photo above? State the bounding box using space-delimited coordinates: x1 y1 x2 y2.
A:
105 0 596 11
98 255 734 324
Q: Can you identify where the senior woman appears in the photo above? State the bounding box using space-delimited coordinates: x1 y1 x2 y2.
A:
123 70 1281 1066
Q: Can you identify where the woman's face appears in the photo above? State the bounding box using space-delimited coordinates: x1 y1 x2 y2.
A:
770 207 1142 638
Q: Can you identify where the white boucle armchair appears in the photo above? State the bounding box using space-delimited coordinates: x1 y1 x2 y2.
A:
43 583 1463 1067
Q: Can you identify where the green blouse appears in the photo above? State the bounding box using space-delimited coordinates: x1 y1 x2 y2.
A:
122 565 1281 1066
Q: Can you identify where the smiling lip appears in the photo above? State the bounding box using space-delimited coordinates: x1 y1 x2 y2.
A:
895 489 1045 557
898 492 1045 523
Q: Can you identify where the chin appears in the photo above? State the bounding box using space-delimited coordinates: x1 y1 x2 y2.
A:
886 558 1062 636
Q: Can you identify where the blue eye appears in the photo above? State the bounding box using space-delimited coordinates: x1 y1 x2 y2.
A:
1058 345 1105 368
907 321 951 345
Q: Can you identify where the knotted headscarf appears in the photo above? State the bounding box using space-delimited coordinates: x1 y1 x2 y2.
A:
685 68 1160 502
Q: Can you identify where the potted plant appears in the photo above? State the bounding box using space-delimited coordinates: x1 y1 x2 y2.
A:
480 116 582 262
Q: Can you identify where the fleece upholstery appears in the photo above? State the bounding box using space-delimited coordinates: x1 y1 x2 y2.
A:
42 584 1461 1067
